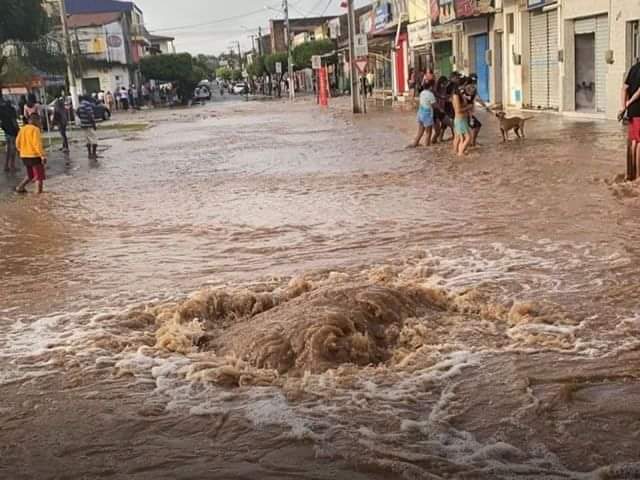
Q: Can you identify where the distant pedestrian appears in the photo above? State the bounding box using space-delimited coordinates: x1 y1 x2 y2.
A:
408 68 416 97
105 90 115 112
15 113 47 194
97 90 105 103
18 95 27 123
0 94 20 171
119 86 129 110
366 71 374 96
23 93 40 120
77 95 98 159
409 80 436 148
52 98 69 152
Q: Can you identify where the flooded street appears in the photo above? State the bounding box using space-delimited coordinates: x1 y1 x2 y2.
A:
2 97 640 479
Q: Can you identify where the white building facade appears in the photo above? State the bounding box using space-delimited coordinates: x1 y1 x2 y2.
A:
496 0 640 119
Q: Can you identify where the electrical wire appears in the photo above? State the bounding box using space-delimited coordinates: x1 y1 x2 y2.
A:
148 0 305 33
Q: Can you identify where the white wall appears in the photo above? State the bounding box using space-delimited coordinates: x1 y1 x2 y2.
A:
81 66 131 95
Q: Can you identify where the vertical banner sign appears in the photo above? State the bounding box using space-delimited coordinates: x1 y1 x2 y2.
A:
319 67 329 107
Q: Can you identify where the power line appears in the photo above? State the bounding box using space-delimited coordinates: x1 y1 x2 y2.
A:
320 0 334 17
147 0 306 33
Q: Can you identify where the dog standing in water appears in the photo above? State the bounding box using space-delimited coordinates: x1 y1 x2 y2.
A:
495 111 534 142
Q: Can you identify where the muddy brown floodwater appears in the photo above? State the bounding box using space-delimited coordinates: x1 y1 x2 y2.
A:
2 97 640 479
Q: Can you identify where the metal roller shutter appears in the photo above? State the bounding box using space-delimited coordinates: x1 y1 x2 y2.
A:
529 9 559 109
529 11 548 108
595 15 608 113
547 9 559 109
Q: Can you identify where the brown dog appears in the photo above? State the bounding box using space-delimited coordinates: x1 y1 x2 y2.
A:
495 111 533 142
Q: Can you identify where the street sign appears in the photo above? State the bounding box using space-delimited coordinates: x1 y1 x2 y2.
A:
275 62 282 74
311 55 322 69
354 33 368 58
355 58 368 75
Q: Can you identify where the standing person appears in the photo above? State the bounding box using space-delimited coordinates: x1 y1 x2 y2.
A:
409 80 436 148
451 83 473 157
0 94 20 172
18 95 27 123
463 74 490 148
52 98 69 153
23 93 40 120
119 86 129 111
15 113 47 194
366 70 374 96
97 90 105 103
621 59 640 180
77 95 98 159
431 76 451 144
408 68 416 98
105 90 115 112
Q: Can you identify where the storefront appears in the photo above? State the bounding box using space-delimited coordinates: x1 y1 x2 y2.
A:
572 15 608 112
463 16 492 102
527 0 559 109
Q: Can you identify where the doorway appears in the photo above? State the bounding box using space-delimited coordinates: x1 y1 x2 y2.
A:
82 77 101 96
575 33 595 111
471 34 490 102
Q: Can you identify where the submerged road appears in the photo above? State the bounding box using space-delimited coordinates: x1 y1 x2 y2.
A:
1 97 640 479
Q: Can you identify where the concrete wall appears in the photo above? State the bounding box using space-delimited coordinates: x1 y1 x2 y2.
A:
81 65 131 95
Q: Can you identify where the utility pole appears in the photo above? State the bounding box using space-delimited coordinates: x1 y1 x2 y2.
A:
258 26 263 56
347 0 360 113
236 41 243 70
57 0 79 110
283 0 295 100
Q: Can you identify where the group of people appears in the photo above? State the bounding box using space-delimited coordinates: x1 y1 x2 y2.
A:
410 70 489 157
0 91 100 194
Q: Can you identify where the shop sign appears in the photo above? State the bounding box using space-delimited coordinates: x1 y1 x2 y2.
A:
408 20 430 48
375 3 392 31
359 11 374 34
107 35 122 48
430 0 440 24
453 0 493 18
354 33 368 58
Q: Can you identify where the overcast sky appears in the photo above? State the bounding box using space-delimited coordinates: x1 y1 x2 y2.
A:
133 0 369 56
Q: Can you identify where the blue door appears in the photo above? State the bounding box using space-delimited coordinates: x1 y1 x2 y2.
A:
473 34 490 102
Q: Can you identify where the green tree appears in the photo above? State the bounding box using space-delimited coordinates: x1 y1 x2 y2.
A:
264 52 288 76
215 67 232 82
140 53 200 103
246 55 266 79
232 69 243 82
292 39 336 70
0 0 49 86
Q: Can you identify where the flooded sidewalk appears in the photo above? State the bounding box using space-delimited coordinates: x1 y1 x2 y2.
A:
1 98 640 479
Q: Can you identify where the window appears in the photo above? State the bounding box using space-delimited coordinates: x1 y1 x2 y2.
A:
507 13 514 34
629 20 640 68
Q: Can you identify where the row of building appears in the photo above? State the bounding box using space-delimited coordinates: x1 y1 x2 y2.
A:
2 0 175 100
61 0 175 95
269 0 640 120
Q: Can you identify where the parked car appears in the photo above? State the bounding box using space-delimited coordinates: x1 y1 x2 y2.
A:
232 82 249 95
47 96 111 122
193 86 211 101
